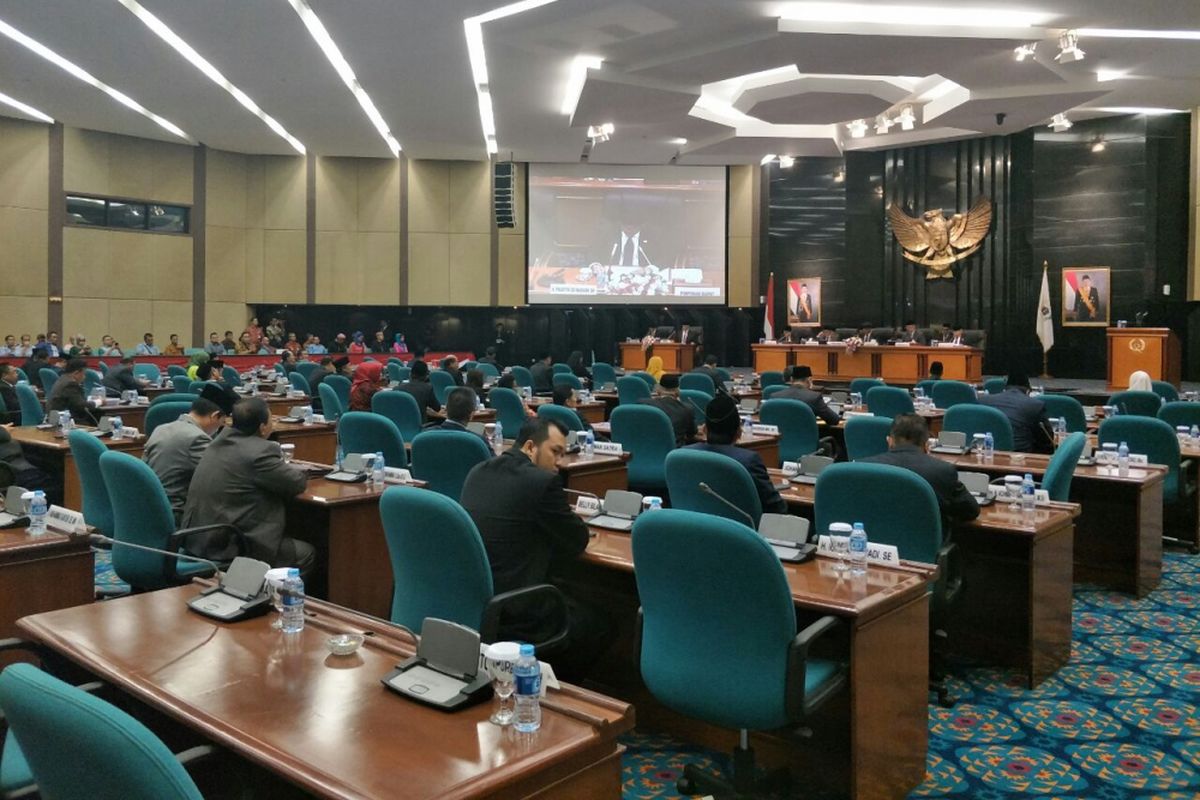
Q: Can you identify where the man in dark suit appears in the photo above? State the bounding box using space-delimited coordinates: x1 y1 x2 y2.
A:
460 417 608 679
143 385 235 525
675 324 701 347
47 359 97 426
898 321 927 345
478 346 500 369
1076 274 1102 322
440 355 465 387
182 398 314 575
529 352 554 394
0 425 61 504
0 365 20 425
396 359 442 421
774 365 841 427
862 414 979 524
440 387 492 453
691 354 724 386
639 373 696 447
685 392 787 514
102 356 144 396
21 347 53 387
981 371 1054 454
938 322 954 343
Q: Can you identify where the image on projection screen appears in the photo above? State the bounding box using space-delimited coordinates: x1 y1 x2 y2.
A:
527 164 727 305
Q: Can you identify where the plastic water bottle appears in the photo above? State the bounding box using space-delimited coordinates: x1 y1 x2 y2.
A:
334 439 344 470
280 568 305 633
983 432 995 461
1191 425 1199 446
28 491 47 535
513 644 541 733
111 416 123 439
742 415 753 438
647 497 663 511
584 429 595 457
1021 473 1036 513
58 410 71 437
372 451 386 486
1055 417 1067 443
492 420 504 448
303 405 314 425
849 522 868 575
1118 441 1130 477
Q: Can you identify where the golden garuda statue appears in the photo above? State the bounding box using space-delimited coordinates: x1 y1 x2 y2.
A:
887 196 993 279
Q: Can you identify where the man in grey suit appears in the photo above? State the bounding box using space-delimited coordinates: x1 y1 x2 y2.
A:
182 397 314 575
47 359 97 426
981 370 1054 454
102 356 144 396
773 365 841 427
143 384 235 525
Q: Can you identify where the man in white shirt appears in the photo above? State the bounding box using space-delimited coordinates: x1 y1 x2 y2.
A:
134 332 160 356
0 335 14 356
46 331 61 358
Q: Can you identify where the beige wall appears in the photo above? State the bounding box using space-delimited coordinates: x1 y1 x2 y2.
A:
315 156 400 305
727 164 755 308
0 117 49 338
407 159 492 305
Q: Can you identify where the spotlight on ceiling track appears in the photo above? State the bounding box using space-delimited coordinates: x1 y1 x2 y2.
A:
1090 136 1106 153
586 122 614 143
874 114 894 135
1013 43 1037 61
846 119 868 138
778 155 795 169
896 105 916 131
1056 30 1085 63
1048 113 1072 132
832 169 845 183
760 153 777 165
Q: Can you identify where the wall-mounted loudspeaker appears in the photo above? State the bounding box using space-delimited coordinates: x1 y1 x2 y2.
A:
494 162 516 229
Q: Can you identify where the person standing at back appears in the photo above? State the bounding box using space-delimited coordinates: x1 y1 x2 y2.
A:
684 392 787 514
47 359 97 426
773 365 840 427
861 414 979 524
639 373 696 447
143 385 235 525
980 370 1053 454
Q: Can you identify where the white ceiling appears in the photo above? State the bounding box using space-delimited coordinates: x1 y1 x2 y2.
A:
0 0 1197 163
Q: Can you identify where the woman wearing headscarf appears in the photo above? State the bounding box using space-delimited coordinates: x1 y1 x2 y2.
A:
348 331 367 355
185 351 210 380
1127 370 1154 393
645 355 665 382
392 333 408 354
349 360 384 411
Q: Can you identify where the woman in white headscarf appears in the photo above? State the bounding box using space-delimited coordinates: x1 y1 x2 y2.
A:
1127 370 1153 393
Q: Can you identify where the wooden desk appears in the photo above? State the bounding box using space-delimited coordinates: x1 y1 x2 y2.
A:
573 525 930 800
618 342 648 371
589 422 782 468
649 342 697 372
751 343 793 373
0 529 92 666
271 419 337 464
929 450 1165 596
754 344 983 383
11 426 145 511
1107 327 1181 389
526 398 606 425
18 586 634 800
90 401 148 431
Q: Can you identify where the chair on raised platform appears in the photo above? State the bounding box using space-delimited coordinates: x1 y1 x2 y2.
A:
943 405 1014 451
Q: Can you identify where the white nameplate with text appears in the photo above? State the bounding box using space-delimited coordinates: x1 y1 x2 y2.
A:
751 424 780 436
593 441 623 456
46 505 85 534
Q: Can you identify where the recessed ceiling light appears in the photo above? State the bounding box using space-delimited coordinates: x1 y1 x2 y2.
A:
1013 43 1037 61
668 137 688 145
778 155 795 168
1077 28 1200 41
1095 69 1128 83
1055 30 1085 63
760 153 777 165
1048 113 1072 132
561 54 602 116
1094 106 1183 115
776 3 1052 29
832 169 845 183
0 90 53 123
118 0 304 154
586 122 614 143
286 0 400 156
1090 137 1106 153
846 119 868 138
0 15 188 140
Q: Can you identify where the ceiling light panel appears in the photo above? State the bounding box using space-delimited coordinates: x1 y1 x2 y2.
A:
117 0 304 154
286 0 400 156
561 54 602 117
777 3 1055 37
0 89 53 123
0 14 189 140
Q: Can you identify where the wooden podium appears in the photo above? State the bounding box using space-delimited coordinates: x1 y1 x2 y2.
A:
618 341 697 372
1107 328 1181 389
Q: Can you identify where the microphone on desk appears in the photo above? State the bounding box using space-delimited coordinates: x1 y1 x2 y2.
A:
698 482 756 529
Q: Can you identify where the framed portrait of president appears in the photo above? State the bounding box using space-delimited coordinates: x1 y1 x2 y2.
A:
787 277 821 327
1062 267 1110 327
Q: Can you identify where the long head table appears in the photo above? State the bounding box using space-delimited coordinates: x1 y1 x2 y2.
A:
752 342 984 383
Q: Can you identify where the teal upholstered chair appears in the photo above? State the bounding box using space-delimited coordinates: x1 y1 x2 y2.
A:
98 450 228 590
166 364 187 378
188 381 219 394
372 390 422 443
759 398 819 463
679 389 712 428
931 381 978 409
97 361 108 375
144 401 192 436
67 430 115 539
325 375 351 410
1099 415 1189 506
460 361 477 372
132 363 160 382
429 370 456 404
221 365 242 386
287 372 310 394
849 377 884 395
610 405 675 492
83 369 102 393
379 486 567 648
761 385 788 400
759 370 785 389
631 371 657 389
12 367 27 382
537 403 586 433
617 375 652 406
665 449 763 527
591 362 616 387
715 367 733 384
38 368 58 395
815 462 943 563
150 392 195 406
0 663 206 800
410 430 493 501
338 412 407 468
983 377 1007 394
943 405 1014 451
15 384 43 426
551 362 572 375
1152 381 1179 403
679 372 715 395
866 386 914 418
294 361 320 382
552 373 583 390
509 365 533 388
631 509 845 796
1108 390 1162 417
1042 432 1086 502
1041 394 1088 433
487 387 527 438
274 363 287 375
318 382 344 422
475 363 499 379
1159 402 1200 431
844 415 893 461
385 362 406 383
171 375 192 393
915 379 940 396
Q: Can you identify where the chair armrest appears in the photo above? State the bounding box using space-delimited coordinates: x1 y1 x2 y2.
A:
933 541 963 615
168 524 245 556
481 584 570 654
176 744 217 768
785 615 845 719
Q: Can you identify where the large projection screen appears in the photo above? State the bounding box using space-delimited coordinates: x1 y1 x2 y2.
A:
527 164 727 305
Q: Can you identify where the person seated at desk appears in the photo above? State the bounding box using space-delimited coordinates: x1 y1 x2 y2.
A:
305 336 328 356
0 365 19 425
980 370 1054 454
349 361 385 412
814 325 840 343
551 383 590 431
47 359 97 426
185 352 209 380
370 330 390 354
196 358 224 384
0 335 15 356
896 321 927 345
861 414 979 525
134 332 160 356
566 350 589 379
397 359 441 420
278 351 298 375
639 373 695 447
465 369 486 394
478 346 500 369
0 424 62 504
937 322 954 343
691 354 724 385
946 326 967 346
773 365 840 427
183 398 313 575
1127 370 1155 393
234 332 255 355
685 392 787 514
460 417 609 679
495 372 516 390
283 333 302 356
530 353 554 394
308 357 337 407
928 361 944 381
102 356 145 396
777 326 794 344
21 347 53 385
440 355 465 387
204 331 226 356
441 387 492 452
645 355 665 383
328 333 348 354
163 333 185 357
66 335 92 357
143 384 236 525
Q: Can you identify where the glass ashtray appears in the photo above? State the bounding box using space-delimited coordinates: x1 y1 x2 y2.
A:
325 633 364 656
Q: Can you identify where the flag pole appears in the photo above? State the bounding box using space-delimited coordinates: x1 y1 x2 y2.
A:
1038 260 1053 379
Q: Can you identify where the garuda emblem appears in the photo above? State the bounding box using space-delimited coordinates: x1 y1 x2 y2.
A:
887 196 993 279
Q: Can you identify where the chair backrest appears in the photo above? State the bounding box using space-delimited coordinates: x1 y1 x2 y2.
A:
475 362 498 378
166 364 187 378
761 384 787 400
221 365 242 386
1151 380 1179 403
15 383 43 425
410 430 493 501
591 362 616 385
552 373 583 390
759 398 820 462
97 361 108 375
537 403 586 433
678 372 715 395
631 371 657 389
98 450 188 590
1043 432 1086 502
144 401 192 436
385 362 406 383
715 367 733 383
1040 394 1087 433
132 363 160 381
849 377 884 395
171 375 192 392
1108 390 1162 418
983 377 1007 394
1099 416 1182 501
865 385 914 417
609 405 675 490
815 462 942 563
844 415 893 460
460 361 477 371
665 449 763 527
679 389 712 428
1159 401 1200 431
294 361 320 381
551 362 572 375
150 392 195 406
39 368 58 394
83 369 102 392
943 404 1014 451
318 382 344 422
371 390 422 442
13 366 28 382
487 387 527 437
509 365 533 387
759 370 785 388
379 486 493 631
632 510 796 731
188 380 218 395
930 380 977 409
67 429 114 538
325 374 351 409
287 372 310 394
915 379 939 395
274 363 286 375
616 375 652 405
0 663 204 800
338 411 407 468
430 370 456 404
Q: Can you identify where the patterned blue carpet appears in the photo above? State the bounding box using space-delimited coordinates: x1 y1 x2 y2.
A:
93 548 130 596
620 551 1200 799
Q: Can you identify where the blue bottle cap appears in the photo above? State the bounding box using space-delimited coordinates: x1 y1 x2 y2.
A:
519 643 535 656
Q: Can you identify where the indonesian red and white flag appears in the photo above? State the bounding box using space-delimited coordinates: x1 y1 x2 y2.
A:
763 273 775 341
